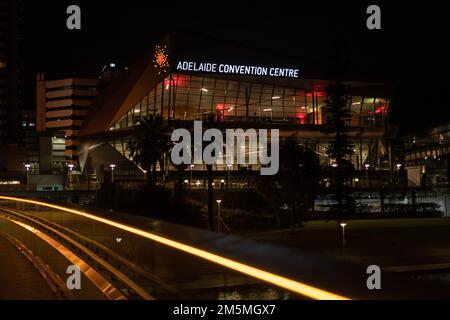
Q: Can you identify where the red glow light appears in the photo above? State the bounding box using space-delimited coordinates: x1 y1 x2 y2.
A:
296 112 306 124
375 105 387 114
215 103 235 122
216 103 234 113
164 75 188 88
315 91 325 97
306 91 325 98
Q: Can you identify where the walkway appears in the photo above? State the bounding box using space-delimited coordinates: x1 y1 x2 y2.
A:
0 233 56 300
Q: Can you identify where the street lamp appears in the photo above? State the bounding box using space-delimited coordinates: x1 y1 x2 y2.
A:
227 164 232 188
340 222 347 242
68 164 74 190
110 164 116 183
216 199 222 232
24 163 31 190
340 222 347 260
115 237 122 254
190 165 194 189
396 163 402 185
365 164 370 186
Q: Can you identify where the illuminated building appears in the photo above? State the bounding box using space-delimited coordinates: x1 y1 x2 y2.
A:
35 75 99 164
404 122 450 188
78 32 395 183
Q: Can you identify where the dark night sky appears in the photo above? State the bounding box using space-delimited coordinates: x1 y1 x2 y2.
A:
21 1 450 132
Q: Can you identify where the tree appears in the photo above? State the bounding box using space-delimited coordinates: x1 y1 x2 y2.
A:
321 81 355 228
257 138 322 230
126 115 173 187
201 112 221 231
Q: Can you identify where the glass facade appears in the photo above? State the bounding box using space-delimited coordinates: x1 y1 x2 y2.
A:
109 73 390 172
110 73 390 130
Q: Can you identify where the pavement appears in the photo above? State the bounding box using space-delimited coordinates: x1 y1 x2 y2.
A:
0 235 56 300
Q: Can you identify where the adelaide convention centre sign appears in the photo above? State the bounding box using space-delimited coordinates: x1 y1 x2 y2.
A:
176 61 300 78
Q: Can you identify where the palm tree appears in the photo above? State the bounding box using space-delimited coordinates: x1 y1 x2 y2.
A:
126 115 173 187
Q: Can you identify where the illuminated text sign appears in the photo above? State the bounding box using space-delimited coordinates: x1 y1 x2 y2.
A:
176 61 300 78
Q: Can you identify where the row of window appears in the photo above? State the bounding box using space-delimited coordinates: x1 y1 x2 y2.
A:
46 86 97 93
110 137 383 171
46 115 86 121
46 95 96 102
110 74 390 130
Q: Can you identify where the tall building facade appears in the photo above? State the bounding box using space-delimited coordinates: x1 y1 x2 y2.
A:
36 75 99 165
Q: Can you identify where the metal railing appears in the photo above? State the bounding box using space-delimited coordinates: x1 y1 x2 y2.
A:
0 207 154 300
1 195 450 300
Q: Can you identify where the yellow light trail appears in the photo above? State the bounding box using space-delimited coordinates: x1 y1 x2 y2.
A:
7 218 127 300
0 196 350 300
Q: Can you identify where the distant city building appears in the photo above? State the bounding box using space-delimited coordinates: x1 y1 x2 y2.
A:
404 122 450 188
35 75 99 164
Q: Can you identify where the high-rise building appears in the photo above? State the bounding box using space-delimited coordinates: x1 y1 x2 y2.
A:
36 75 99 166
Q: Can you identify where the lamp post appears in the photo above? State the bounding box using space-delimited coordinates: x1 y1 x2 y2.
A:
115 237 122 254
24 163 31 191
216 199 222 232
396 163 402 185
110 164 116 183
227 164 232 188
68 164 74 190
340 222 347 242
340 222 347 260
190 165 194 189
365 164 370 187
